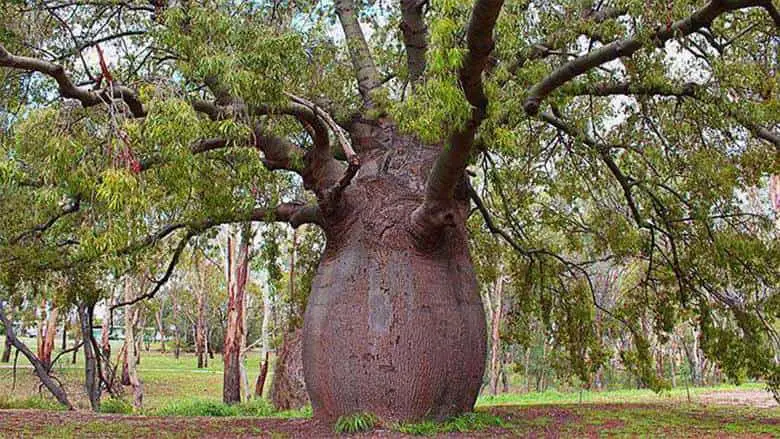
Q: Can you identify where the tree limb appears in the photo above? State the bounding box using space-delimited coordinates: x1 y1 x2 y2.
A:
401 0 428 83
414 0 504 236
523 0 778 115
0 43 146 117
0 303 74 409
561 81 779 148
334 0 382 103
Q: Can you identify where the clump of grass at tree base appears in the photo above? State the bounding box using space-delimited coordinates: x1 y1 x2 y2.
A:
334 412 378 433
394 412 506 436
98 397 134 414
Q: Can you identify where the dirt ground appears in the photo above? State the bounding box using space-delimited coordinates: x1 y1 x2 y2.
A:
0 390 778 438
698 389 778 409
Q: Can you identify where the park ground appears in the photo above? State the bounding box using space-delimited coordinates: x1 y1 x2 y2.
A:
0 338 778 438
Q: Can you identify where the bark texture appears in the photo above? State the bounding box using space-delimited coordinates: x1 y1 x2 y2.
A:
124 278 144 409
303 122 486 421
271 328 309 410
223 225 250 404
79 303 102 411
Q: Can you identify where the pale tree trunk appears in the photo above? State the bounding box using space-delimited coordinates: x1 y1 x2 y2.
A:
255 282 273 398
195 254 208 368
123 277 144 410
488 276 504 395
155 305 166 353
223 224 251 404
171 293 181 360
100 306 111 359
36 302 58 372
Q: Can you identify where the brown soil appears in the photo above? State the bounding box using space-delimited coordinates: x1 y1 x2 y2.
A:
698 390 778 409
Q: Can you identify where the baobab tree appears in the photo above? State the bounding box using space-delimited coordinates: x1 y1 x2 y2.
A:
1 0 779 421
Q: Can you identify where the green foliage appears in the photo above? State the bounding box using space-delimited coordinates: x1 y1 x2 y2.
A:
152 399 267 417
333 412 378 434
0 396 65 411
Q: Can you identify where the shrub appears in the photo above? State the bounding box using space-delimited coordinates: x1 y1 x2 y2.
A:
334 412 378 434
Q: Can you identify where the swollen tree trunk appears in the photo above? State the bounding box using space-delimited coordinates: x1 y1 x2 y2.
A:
223 225 251 404
302 129 486 421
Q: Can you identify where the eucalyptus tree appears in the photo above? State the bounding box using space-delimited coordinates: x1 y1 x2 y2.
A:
1 0 779 421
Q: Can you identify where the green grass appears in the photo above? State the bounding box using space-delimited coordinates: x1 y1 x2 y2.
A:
0 395 66 411
334 412 378 434
98 397 134 414
394 412 506 436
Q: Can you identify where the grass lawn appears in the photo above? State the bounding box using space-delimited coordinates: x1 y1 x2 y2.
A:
1 336 778 437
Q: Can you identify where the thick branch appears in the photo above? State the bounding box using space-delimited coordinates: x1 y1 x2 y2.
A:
0 43 145 117
414 0 504 235
9 196 81 245
334 0 382 102
524 0 776 115
109 201 320 309
0 303 74 410
401 0 428 83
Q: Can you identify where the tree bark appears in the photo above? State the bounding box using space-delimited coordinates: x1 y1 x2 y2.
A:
0 303 74 410
271 328 309 410
223 224 251 404
489 276 504 395
195 254 208 368
255 281 274 398
2 333 11 363
255 351 270 398
124 277 144 410
155 306 166 353
303 128 486 421
40 306 58 372
79 302 101 411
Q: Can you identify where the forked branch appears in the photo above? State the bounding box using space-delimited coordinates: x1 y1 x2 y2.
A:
523 0 780 115
0 43 145 117
414 0 504 235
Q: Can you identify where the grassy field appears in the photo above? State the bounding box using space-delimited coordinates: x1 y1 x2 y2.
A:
1 336 778 437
